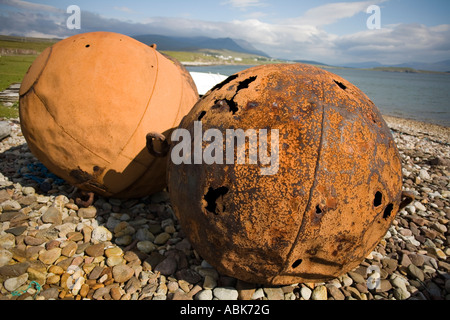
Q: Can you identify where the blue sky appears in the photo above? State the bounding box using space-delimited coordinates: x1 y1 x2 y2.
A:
0 0 449 65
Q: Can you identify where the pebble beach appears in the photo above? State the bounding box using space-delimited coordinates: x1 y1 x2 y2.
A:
0 115 449 301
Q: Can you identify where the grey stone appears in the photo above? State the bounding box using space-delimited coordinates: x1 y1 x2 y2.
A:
327 285 345 300
376 279 392 293
176 269 202 284
213 287 238 300
445 279 450 293
0 122 11 141
5 226 27 236
418 169 431 180
393 287 410 300
0 262 29 277
348 271 366 284
135 228 155 242
407 264 425 282
4 273 28 292
40 287 59 300
136 241 156 254
154 256 178 276
426 281 442 299
408 254 425 267
196 289 213 300
391 276 410 300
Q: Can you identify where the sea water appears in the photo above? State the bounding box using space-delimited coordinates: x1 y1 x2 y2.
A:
186 65 450 127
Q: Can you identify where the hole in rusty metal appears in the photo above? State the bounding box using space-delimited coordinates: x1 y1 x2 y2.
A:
315 205 323 214
383 203 393 219
213 99 238 114
211 76 257 115
334 80 347 90
237 76 257 91
292 259 303 268
211 74 238 92
198 111 207 121
204 186 229 215
374 191 383 207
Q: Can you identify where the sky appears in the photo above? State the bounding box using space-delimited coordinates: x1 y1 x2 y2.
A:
0 0 449 65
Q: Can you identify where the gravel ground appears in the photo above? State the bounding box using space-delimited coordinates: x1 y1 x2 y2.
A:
0 115 449 301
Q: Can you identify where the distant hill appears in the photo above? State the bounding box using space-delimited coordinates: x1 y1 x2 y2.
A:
341 59 450 72
341 61 384 69
391 60 450 73
132 34 269 57
294 59 329 66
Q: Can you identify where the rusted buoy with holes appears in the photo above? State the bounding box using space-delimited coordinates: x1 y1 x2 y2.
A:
166 63 411 285
19 31 198 198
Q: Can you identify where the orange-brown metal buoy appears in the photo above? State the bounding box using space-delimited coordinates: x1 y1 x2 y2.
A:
19 32 198 199
167 63 406 285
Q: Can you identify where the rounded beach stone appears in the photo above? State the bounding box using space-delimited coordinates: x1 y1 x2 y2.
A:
38 248 62 265
112 264 134 283
4 273 29 292
213 287 238 300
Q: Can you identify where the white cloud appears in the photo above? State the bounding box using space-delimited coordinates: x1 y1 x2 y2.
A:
113 6 134 13
287 0 387 26
0 0 449 65
222 0 266 9
243 11 268 19
335 23 450 64
0 0 61 13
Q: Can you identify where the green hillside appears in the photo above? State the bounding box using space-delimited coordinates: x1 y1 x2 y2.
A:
0 35 57 92
162 48 283 65
0 35 57 53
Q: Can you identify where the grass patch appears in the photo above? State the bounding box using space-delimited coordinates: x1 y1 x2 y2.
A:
162 51 222 63
0 35 57 52
0 101 19 119
0 35 56 91
0 55 37 92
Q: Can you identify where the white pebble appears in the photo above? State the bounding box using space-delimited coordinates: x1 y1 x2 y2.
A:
414 201 426 212
300 286 312 300
196 289 213 300
213 287 238 300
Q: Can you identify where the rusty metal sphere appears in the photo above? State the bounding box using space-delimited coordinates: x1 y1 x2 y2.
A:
19 32 198 198
167 63 405 285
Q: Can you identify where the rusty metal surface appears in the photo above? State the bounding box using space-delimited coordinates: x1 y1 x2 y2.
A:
19 32 198 199
167 63 403 285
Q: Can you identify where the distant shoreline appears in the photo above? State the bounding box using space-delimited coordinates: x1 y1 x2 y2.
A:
184 62 450 75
